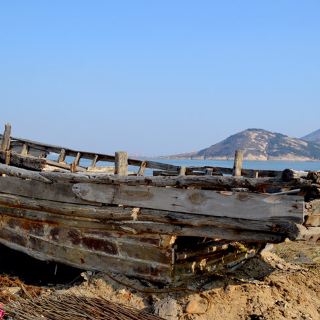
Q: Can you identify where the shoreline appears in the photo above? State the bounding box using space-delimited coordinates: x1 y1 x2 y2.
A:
158 157 320 162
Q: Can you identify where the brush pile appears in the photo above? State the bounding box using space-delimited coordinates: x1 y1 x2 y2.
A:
3 293 163 320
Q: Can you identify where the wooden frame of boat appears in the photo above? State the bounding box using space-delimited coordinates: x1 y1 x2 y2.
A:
0 123 319 283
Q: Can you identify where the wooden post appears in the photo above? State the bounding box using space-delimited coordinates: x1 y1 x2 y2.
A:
58 149 66 163
1 123 11 151
233 150 243 177
179 166 186 176
115 151 128 176
71 152 81 173
137 161 147 176
21 143 29 156
74 152 81 166
91 155 99 168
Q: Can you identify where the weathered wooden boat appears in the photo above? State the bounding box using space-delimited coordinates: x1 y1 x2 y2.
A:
0 123 319 283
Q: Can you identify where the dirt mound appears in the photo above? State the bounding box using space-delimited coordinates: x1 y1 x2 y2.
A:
1 241 320 320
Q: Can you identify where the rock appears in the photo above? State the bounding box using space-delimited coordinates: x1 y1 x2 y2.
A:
154 297 182 320
276 263 284 270
260 244 274 254
185 295 208 314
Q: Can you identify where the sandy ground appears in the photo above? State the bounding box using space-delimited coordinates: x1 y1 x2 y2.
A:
1 240 320 320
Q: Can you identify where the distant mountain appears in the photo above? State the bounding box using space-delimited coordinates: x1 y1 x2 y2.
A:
302 129 320 144
169 129 320 161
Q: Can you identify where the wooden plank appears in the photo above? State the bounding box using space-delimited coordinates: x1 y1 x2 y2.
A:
10 135 180 172
174 247 258 279
72 183 304 220
0 151 45 171
0 163 50 182
1 123 11 151
99 221 284 242
0 175 91 204
45 159 86 172
233 150 243 177
0 214 172 264
0 192 302 232
186 166 282 178
0 205 285 242
0 226 172 282
40 171 310 191
115 151 128 176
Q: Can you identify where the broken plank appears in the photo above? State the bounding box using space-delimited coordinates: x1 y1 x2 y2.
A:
0 151 45 171
0 163 50 183
0 175 91 204
0 227 172 282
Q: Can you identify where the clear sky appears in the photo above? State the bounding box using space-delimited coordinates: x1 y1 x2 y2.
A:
0 1 319 156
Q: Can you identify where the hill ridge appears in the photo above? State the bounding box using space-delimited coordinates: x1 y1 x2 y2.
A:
168 128 320 161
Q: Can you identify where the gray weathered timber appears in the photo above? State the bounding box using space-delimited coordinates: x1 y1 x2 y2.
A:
174 248 258 279
1 123 11 151
282 169 309 181
0 205 284 242
233 150 244 177
45 159 81 171
0 226 172 282
115 151 128 176
0 163 51 183
8 134 180 172
0 151 45 171
96 221 284 242
0 176 91 204
40 171 313 191
163 166 283 178
72 183 304 220
0 192 302 232
0 213 172 264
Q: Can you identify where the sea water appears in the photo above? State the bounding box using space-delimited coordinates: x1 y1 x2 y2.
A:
150 159 320 171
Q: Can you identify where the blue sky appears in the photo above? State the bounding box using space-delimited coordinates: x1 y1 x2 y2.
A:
0 1 319 155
